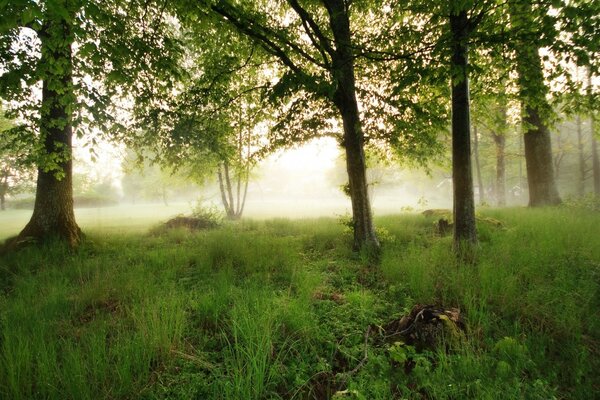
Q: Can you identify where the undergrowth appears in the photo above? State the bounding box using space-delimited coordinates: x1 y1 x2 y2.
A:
0 208 598 399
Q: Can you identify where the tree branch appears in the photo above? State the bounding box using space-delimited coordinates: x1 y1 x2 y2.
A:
285 0 335 63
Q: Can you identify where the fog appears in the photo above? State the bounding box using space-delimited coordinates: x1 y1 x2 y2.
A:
142 137 461 219
68 136 531 220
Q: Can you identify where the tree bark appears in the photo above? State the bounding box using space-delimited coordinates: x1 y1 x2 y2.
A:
326 0 379 252
217 163 232 216
14 14 81 247
509 0 561 206
450 10 477 249
589 70 600 197
576 114 586 196
472 125 485 205
492 104 507 206
493 132 506 206
592 116 600 197
0 175 6 211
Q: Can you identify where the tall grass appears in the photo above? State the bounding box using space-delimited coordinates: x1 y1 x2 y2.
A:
0 210 598 399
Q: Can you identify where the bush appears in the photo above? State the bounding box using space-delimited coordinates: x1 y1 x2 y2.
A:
562 193 600 212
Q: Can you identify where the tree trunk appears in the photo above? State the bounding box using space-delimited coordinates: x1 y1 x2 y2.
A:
326 0 379 252
493 132 506 206
509 0 561 206
576 114 586 196
14 14 81 247
472 125 485 205
450 10 477 249
223 161 235 217
492 103 507 207
0 176 6 211
217 163 233 217
589 69 600 197
519 131 524 191
592 116 600 197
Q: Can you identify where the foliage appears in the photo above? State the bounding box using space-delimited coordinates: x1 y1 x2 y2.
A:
0 106 36 206
562 193 600 212
190 202 224 226
0 0 184 174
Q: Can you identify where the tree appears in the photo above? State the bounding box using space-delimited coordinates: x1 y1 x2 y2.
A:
200 0 380 250
0 0 182 246
508 0 562 206
215 111 258 220
448 3 482 249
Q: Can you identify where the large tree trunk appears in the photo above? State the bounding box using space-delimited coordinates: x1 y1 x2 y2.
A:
472 125 485 205
14 14 81 247
450 10 477 249
326 0 379 252
521 109 562 206
509 0 561 206
0 191 5 211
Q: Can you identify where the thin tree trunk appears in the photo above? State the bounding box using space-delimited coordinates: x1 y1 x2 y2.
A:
450 9 477 249
492 103 507 206
235 128 243 216
223 161 236 219
237 139 252 218
493 132 506 207
589 69 600 197
577 114 586 196
238 169 250 218
592 117 600 197
472 125 485 205
14 14 81 247
509 0 561 207
519 130 524 191
217 164 231 215
326 0 379 252
0 176 6 210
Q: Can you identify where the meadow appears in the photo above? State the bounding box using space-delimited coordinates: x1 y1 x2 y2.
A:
0 206 598 399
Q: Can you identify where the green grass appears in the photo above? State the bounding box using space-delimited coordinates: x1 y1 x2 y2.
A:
1 208 599 399
0 203 193 241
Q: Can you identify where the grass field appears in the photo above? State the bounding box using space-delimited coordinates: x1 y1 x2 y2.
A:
1 207 598 399
0 203 192 241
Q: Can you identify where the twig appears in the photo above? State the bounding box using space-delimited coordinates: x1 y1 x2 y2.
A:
346 326 371 377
